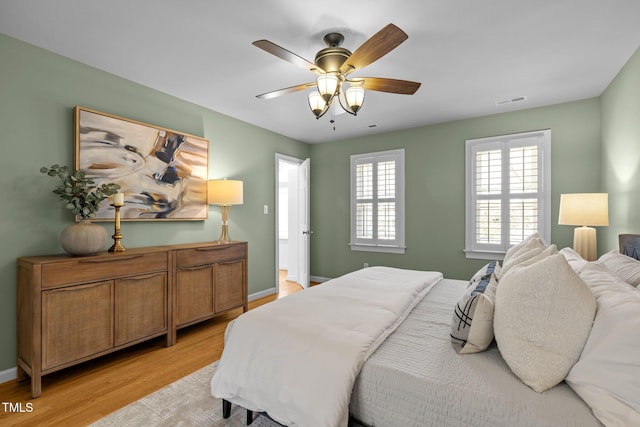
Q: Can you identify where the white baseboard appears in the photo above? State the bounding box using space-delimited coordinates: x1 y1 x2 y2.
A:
311 275 331 283
0 367 17 384
286 273 298 282
249 287 276 301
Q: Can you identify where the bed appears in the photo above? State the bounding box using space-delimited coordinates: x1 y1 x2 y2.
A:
212 235 640 427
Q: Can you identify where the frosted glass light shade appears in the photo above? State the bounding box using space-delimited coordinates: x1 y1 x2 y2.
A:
345 86 365 113
316 74 339 102
558 193 609 226
207 180 243 205
308 91 326 117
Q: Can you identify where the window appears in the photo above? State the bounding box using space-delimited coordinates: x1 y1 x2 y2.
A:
350 149 405 253
465 130 550 259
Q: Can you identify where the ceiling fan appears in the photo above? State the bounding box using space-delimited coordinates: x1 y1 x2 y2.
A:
252 23 421 120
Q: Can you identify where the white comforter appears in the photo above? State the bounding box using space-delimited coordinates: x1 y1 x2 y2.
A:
210 266 442 427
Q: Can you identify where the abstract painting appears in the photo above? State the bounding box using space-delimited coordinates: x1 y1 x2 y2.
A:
74 107 209 221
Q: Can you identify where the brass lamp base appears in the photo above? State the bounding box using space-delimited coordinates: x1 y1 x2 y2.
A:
216 205 233 244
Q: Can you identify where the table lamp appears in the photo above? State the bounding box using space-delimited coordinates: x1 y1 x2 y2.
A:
558 193 608 261
208 179 243 244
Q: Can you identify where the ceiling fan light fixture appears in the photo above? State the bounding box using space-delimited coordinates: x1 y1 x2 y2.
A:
308 91 327 118
253 24 420 124
316 74 339 102
345 86 365 114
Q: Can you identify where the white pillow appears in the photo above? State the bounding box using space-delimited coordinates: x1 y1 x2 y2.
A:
501 244 557 277
494 254 596 392
565 264 640 426
559 247 589 273
596 250 640 287
451 273 498 354
503 232 545 264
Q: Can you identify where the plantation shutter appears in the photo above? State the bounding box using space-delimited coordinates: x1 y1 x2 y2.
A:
466 130 550 258
351 149 405 253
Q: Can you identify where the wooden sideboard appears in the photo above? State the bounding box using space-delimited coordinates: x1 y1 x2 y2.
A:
17 241 247 398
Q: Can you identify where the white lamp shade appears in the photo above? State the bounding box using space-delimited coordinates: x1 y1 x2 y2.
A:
345 86 365 113
558 193 609 226
208 180 243 205
316 74 339 102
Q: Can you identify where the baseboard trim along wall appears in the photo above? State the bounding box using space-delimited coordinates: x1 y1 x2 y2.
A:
0 367 17 384
311 275 330 283
249 287 277 301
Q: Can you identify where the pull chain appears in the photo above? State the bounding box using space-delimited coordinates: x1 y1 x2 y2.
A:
330 102 336 131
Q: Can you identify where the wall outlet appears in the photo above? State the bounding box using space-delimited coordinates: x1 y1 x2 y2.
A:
363 262 369 268
263 205 268 214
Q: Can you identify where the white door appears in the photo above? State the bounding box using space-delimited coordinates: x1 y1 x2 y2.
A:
298 158 311 289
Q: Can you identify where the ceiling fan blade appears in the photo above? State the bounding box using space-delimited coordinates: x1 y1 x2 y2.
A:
256 82 317 100
340 24 408 74
353 77 421 95
252 40 322 73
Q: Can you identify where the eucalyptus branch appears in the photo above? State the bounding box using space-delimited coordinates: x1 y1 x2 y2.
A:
40 164 120 219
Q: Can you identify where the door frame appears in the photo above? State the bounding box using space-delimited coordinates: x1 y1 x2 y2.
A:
274 153 305 294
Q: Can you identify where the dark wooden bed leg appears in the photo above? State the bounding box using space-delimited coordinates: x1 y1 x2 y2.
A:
246 409 254 424
222 399 231 419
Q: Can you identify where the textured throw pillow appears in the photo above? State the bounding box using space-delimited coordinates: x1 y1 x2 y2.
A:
494 254 596 392
468 260 501 286
559 247 589 273
501 244 557 277
502 232 545 265
596 250 640 287
566 263 640 426
451 273 498 354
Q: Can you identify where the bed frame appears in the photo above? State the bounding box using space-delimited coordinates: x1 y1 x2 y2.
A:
619 234 640 260
221 233 640 426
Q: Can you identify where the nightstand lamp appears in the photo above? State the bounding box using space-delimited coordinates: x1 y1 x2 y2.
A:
558 193 608 261
208 179 243 244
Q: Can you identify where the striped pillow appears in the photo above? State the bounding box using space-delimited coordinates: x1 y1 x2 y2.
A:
451 273 498 354
468 260 501 286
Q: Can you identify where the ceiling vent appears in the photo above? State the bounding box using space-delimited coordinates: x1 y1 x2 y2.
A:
495 96 528 106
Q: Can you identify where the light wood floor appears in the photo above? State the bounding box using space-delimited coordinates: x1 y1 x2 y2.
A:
0 271 306 427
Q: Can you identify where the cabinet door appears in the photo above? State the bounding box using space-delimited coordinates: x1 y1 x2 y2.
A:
42 281 114 370
114 272 167 346
214 259 246 313
176 265 214 326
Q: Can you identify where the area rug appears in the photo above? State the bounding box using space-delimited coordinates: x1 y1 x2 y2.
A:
90 362 279 427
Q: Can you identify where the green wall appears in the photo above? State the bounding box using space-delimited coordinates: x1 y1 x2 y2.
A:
601 46 640 249
2 30 635 376
0 34 310 372
310 98 602 281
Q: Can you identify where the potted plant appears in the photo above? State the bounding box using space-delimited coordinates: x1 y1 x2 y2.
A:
41 164 121 255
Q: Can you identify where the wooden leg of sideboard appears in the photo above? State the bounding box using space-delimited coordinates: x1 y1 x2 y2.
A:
166 329 176 347
16 364 27 382
31 373 41 398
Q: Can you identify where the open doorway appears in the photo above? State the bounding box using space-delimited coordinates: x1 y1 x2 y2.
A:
275 154 310 294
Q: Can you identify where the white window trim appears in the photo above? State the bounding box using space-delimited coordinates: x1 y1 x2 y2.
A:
350 149 405 254
464 130 551 259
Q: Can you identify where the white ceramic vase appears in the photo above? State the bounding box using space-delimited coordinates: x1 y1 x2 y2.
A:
60 220 108 256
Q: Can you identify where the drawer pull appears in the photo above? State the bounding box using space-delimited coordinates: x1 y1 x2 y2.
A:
79 255 144 263
196 245 231 251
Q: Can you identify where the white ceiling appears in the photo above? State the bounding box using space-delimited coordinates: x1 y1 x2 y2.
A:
2 1 640 144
